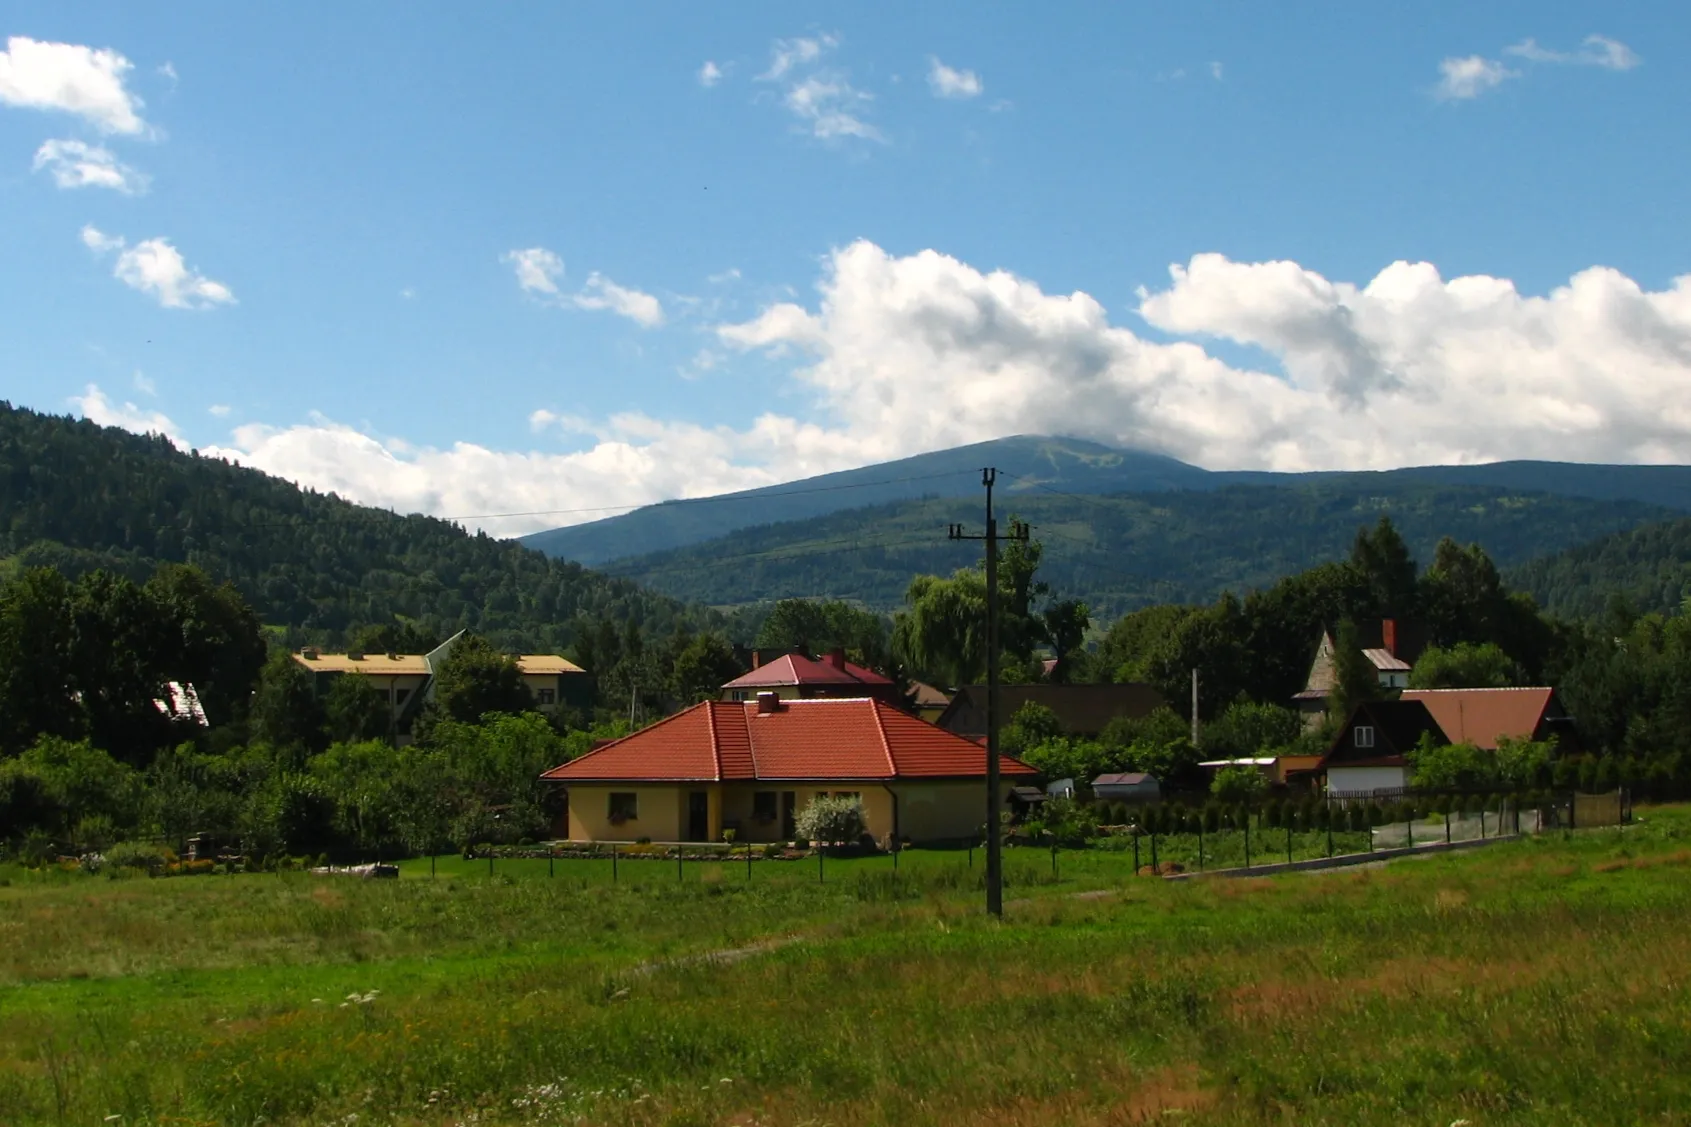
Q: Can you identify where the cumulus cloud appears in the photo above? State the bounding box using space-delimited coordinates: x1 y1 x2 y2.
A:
698 60 723 87
33 138 148 193
927 57 982 99
757 32 879 142
78 240 1691 535
81 226 235 309
208 404 232 417
1435 55 1518 100
0 35 146 133
503 247 564 295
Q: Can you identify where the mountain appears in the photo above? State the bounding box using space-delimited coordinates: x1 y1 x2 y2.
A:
1508 517 1691 621
521 434 1691 565
598 482 1679 619
520 436 1211 565
0 403 708 652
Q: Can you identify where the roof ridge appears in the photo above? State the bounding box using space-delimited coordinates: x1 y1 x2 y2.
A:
706 700 721 780
869 699 896 776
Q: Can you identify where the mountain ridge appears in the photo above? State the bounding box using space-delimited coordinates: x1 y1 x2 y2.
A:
521 435 1691 565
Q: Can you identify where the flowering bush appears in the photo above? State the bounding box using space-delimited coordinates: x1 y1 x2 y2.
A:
794 795 867 846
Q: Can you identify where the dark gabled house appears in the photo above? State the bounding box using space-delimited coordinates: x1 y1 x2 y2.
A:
936 682 1166 741
1320 698 1447 795
1293 618 1429 728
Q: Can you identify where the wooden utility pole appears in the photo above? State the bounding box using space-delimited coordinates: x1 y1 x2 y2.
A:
949 467 1029 918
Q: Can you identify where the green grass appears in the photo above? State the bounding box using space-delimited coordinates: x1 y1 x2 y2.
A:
4 811 1691 1125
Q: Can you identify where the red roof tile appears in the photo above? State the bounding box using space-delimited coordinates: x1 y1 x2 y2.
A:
722 653 892 690
541 698 1036 783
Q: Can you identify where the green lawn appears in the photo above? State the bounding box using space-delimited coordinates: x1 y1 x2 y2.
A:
3 811 1690 1125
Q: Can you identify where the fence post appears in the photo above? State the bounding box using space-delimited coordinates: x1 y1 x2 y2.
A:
1151 832 1158 875
611 843 618 884
818 844 824 884
1445 811 1451 845
1244 820 1251 869
1050 840 1058 880
549 847 554 878
1325 817 1333 858
1285 824 1292 865
1198 827 1204 872
1133 832 1140 875
747 842 753 880
677 845 684 882
488 850 494 876
1407 813 1413 849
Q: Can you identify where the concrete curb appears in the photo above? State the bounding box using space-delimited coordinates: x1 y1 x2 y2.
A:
1165 833 1521 880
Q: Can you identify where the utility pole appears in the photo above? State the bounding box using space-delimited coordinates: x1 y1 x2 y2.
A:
949 467 1029 918
1191 668 1200 748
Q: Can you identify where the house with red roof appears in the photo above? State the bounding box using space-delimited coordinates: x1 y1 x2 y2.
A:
720 647 899 704
540 693 1037 846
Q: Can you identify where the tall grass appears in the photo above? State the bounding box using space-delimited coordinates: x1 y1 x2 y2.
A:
2 811 1688 1125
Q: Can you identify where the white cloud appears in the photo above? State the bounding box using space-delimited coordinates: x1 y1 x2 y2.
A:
82 227 235 309
32 138 148 193
1209 61 1224 81
208 404 231 418
158 61 177 83
133 370 155 396
503 247 564 295
784 74 881 141
0 36 146 133
107 240 1691 537
570 273 665 327
1506 34 1640 70
70 385 183 445
1435 55 1518 100
698 60 723 87
707 267 742 284
927 57 982 99
761 34 836 81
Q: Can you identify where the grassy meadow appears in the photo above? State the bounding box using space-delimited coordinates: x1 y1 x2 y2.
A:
3 814 1690 1126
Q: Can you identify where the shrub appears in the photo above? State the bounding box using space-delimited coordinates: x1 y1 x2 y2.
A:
795 795 868 846
106 841 175 875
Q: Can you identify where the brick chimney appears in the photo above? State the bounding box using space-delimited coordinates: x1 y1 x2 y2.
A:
756 691 781 715
1381 619 1397 657
750 650 761 670
826 647 847 672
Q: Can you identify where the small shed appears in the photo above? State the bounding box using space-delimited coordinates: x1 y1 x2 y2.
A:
1046 777 1077 800
1091 772 1161 803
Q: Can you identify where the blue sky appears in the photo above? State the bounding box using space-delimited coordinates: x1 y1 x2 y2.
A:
5 3 1691 534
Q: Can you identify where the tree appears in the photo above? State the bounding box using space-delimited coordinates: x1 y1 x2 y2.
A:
1101 706 1201 785
1327 619 1382 726
1351 516 1417 616
0 568 79 756
1092 604 1199 684
250 651 327 759
1041 599 1091 683
432 634 532 723
1002 701 1064 756
669 632 743 704
1202 700 1302 759
893 570 988 688
324 673 394 744
754 599 889 668
1406 732 1489 790
1210 764 1268 804
1409 642 1515 689
144 564 266 727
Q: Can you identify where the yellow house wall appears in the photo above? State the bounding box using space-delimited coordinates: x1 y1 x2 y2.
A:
564 784 685 842
521 673 562 712
890 780 1017 843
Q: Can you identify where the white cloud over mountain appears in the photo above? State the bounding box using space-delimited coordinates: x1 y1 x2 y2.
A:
0 35 147 133
73 241 1691 536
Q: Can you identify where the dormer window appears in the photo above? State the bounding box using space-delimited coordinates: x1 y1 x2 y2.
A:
1354 725 1375 748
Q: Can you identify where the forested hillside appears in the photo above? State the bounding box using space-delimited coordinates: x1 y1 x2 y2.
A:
0 404 709 652
1509 518 1691 620
602 483 1676 617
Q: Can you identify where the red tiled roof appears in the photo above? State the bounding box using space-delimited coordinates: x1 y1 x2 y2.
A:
540 698 1036 783
1399 688 1557 750
722 653 893 690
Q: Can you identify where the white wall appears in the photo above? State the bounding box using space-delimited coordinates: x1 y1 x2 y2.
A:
1326 766 1406 795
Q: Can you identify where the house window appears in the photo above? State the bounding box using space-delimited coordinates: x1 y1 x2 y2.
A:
536 688 556 705
731 690 748 702
753 791 777 820
608 793 638 823
1354 725 1375 749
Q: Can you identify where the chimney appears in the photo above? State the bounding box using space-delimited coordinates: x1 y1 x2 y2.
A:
751 650 761 670
1381 619 1397 657
756 691 780 715
301 647 318 660
827 647 847 671
347 651 364 661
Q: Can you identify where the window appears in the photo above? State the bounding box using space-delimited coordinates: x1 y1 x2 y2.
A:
608 792 638 823
536 688 556 705
394 688 411 705
752 791 777 820
1354 725 1375 749
731 690 748 702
